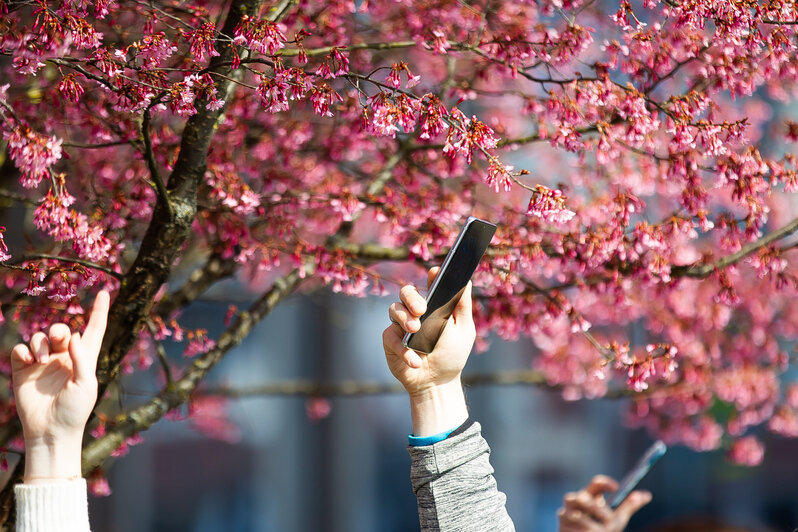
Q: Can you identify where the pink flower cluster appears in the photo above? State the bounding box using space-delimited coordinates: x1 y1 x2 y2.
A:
315 47 349 78
185 22 220 64
33 187 112 263
526 185 576 224
728 435 765 467
4 127 63 189
233 15 286 56
0 227 10 262
385 61 420 89
189 396 242 443
443 109 499 165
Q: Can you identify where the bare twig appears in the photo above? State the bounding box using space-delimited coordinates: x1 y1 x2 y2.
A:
141 109 173 217
8 254 121 279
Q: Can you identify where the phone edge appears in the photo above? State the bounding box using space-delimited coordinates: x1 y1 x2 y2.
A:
402 216 480 352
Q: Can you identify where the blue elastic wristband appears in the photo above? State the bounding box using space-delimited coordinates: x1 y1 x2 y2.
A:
408 426 458 447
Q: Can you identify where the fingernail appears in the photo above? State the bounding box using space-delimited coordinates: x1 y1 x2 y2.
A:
40 354 50 364
408 318 420 331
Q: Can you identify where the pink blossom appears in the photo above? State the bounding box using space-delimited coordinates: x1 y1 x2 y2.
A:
184 330 216 357
427 27 450 54
728 435 765 466
22 265 46 296
132 33 177 68
233 16 286 56
189 396 241 443
486 160 513 192
315 47 349 78
256 73 290 113
0 227 9 262
66 15 103 49
88 470 112 497
185 22 220 64
4 128 63 189
418 94 449 140
57 73 85 102
367 92 419 137
47 274 78 303
443 110 498 164
309 84 342 117
306 397 332 421
526 185 576 224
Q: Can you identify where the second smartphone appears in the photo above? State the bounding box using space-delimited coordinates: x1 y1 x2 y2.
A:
403 217 497 354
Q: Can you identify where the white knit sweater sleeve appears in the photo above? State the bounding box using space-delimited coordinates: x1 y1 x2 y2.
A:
14 479 91 532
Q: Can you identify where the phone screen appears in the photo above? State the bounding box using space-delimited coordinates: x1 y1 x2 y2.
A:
608 440 666 509
403 217 496 354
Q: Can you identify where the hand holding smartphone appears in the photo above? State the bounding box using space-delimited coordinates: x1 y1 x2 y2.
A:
608 440 666 509
402 217 496 355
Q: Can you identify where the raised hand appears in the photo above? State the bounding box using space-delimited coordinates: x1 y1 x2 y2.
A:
558 475 652 532
382 267 475 436
11 291 110 483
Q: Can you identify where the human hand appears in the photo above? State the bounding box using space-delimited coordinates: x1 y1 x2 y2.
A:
11 291 110 482
558 475 652 532
383 267 476 396
382 267 474 436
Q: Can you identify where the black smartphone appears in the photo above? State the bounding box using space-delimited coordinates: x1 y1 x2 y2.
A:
608 440 667 509
402 217 497 355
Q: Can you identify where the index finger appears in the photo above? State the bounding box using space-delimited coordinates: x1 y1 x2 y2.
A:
585 475 619 496
83 290 110 347
426 267 440 290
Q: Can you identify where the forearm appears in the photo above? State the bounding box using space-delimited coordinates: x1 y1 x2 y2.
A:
23 435 83 483
408 421 515 532
16 435 91 532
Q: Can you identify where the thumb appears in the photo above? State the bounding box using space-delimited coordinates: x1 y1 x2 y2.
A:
615 490 652 527
453 281 473 324
68 332 97 386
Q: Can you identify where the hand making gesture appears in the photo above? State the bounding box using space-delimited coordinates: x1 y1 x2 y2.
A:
11 291 110 483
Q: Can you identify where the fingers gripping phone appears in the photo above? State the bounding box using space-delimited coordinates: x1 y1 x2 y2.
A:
402 217 497 355
608 440 667 509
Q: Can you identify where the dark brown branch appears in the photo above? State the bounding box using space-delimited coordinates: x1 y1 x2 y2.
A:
61 140 133 149
83 268 304 472
96 0 266 394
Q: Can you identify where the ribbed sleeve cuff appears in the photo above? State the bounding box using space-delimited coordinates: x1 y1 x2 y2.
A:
15 479 91 532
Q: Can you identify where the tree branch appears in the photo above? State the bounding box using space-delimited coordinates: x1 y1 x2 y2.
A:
82 268 304 472
140 109 172 217
96 0 266 394
278 40 417 58
0 188 37 207
7 254 122 279
154 252 238 319
197 370 549 397
671 217 798 278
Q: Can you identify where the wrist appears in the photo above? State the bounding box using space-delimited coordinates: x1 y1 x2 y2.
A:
24 434 83 484
409 378 468 437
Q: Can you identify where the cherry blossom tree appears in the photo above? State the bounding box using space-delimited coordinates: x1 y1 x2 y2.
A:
1 0 798 521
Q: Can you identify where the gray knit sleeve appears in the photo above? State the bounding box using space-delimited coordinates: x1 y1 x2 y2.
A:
408 421 515 532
